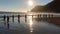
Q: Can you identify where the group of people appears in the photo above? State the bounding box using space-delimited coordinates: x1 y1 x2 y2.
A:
4 15 21 23
3 15 21 29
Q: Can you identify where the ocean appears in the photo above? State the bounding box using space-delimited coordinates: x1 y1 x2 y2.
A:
0 13 60 34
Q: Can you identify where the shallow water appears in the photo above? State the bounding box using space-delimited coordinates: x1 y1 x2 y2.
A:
0 16 60 34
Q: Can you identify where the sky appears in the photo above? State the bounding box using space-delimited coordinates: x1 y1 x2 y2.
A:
0 0 53 12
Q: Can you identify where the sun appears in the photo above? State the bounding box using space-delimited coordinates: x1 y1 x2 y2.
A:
28 0 33 6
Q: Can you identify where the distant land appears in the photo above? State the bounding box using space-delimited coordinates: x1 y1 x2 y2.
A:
0 11 26 14
31 0 60 13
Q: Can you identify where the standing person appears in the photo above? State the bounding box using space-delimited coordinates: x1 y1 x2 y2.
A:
25 15 27 22
4 15 6 26
7 16 9 23
18 15 20 23
38 15 39 20
4 15 6 22
12 15 14 22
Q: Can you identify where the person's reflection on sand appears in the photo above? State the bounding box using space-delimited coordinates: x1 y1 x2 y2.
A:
3 15 6 26
7 22 9 30
12 15 14 22
7 16 10 29
4 22 6 26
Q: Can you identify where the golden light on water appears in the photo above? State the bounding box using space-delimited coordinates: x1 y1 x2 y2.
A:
29 16 33 27
28 0 33 6
28 14 33 33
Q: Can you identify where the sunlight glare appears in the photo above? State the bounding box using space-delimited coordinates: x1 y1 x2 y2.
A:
28 0 33 6
28 15 33 32
29 16 33 26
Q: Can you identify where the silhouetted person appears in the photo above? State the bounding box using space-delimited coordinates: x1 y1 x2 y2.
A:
3 15 6 26
25 15 27 22
7 16 9 23
18 15 20 23
51 14 53 18
12 15 14 22
48 14 50 18
32 15 33 20
4 15 6 22
40 14 41 17
38 15 39 19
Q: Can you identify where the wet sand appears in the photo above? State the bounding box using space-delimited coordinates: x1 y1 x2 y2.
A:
35 17 60 26
0 17 60 34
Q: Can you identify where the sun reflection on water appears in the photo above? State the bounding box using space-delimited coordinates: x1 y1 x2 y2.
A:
28 14 33 33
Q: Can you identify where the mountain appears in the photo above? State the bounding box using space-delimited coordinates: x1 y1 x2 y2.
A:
45 0 60 13
31 0 60 13
31 6 45 12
